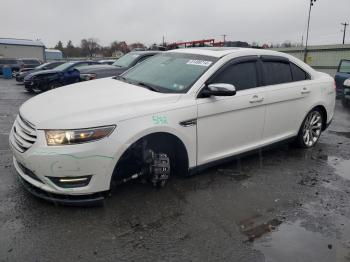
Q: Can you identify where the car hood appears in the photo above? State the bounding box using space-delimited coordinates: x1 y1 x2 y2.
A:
25 69 61 80
78 64 125 73
29 69 61 76
20 78 182 129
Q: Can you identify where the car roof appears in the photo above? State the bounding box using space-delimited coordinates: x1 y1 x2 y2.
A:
21 58 40 61
167 47 289 58
129 51 161 56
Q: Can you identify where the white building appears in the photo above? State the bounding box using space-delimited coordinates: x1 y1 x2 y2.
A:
45 49 63 60
0 38 46 61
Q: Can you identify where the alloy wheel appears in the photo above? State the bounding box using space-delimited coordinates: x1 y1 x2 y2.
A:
302 111 322 147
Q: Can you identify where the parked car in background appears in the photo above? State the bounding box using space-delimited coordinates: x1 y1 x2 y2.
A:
21 58 42 69
0 58 42 75
24 61 100 92
78 51 160 81
335 59 350 101
15 61 65 83
98 59 116 65
341 79 350 107
10 48 335 204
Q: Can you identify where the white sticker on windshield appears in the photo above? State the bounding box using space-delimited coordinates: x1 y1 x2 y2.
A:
186 60 212 67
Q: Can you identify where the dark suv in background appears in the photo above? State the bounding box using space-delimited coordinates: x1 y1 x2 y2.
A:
335 59 350 107
78 51 160 81
0 58 42 75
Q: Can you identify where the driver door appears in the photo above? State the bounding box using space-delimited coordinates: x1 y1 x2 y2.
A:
196 57 267 165
63 63 89 85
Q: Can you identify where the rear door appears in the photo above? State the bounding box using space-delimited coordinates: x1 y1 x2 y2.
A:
261 56 312 143
196 56 267 165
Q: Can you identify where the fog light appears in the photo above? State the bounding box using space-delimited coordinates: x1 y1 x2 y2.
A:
48 176 92 188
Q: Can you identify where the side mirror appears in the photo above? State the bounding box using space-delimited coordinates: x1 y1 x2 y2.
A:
343 79 350 87
200 83 236 97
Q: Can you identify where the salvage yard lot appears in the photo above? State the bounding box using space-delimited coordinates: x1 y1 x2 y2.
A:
1 78 350 261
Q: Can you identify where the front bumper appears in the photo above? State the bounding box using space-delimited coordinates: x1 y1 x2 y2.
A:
9 121 118 201
18 175 105 206
16 75 25 82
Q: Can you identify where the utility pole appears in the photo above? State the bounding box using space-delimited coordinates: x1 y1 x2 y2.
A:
304 0 317 63
221 34 227 45
341 22 349 44
162 36 165 46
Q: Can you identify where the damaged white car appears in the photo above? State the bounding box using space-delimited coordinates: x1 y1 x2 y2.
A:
9 48 336 205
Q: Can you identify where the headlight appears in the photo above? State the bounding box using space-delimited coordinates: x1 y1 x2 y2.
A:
80 73 96 81
45 126 115 146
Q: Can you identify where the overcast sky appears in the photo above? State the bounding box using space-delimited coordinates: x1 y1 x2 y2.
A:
1 0 349 47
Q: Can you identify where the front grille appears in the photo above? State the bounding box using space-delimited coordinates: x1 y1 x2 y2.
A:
12 114 37 153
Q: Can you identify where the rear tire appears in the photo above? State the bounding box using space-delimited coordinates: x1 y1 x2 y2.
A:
296 108 323 148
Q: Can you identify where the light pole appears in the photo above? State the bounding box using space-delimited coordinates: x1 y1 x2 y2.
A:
341 22 349 44
304 0 317 63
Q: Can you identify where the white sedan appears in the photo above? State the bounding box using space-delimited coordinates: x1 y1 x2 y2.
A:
9 48 336 205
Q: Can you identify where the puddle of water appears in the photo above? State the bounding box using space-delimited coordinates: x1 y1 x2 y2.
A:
329 130 350 139
328 156 350 180
254 220 350 262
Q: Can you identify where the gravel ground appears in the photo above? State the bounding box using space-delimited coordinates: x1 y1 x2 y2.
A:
0 78 350 262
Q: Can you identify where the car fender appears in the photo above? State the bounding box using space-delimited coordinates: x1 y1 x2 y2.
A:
109 108 197 171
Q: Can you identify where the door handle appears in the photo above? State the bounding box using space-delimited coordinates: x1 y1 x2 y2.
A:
249 95 264 103
301 87 311 94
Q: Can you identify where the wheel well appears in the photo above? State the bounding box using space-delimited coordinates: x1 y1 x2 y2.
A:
313 105 328 131
112 132 189 182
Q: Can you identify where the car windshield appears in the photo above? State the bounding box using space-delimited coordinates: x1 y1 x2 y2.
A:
120 52 218 93
339 60 350 73
112 53 141 68
53 62 75 71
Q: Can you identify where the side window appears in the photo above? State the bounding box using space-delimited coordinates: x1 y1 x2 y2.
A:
210 61 258 91
73 63 88 69
263 61 292 85
290 63 309 81
338 60 350 73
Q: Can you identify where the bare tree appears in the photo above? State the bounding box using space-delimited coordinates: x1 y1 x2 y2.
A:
81 38 100 57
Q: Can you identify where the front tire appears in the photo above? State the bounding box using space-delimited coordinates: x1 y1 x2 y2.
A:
296 109 323 148
48 81 62 90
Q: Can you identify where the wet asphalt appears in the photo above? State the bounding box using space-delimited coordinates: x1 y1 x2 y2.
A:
0 78 350 262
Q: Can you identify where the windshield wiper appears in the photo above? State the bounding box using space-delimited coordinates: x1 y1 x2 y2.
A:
135 82 160 92
115 76 160 92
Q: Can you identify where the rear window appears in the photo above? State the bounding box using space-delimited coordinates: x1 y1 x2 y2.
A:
290 63 309 81
339 60 350 73
263 61 292 85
